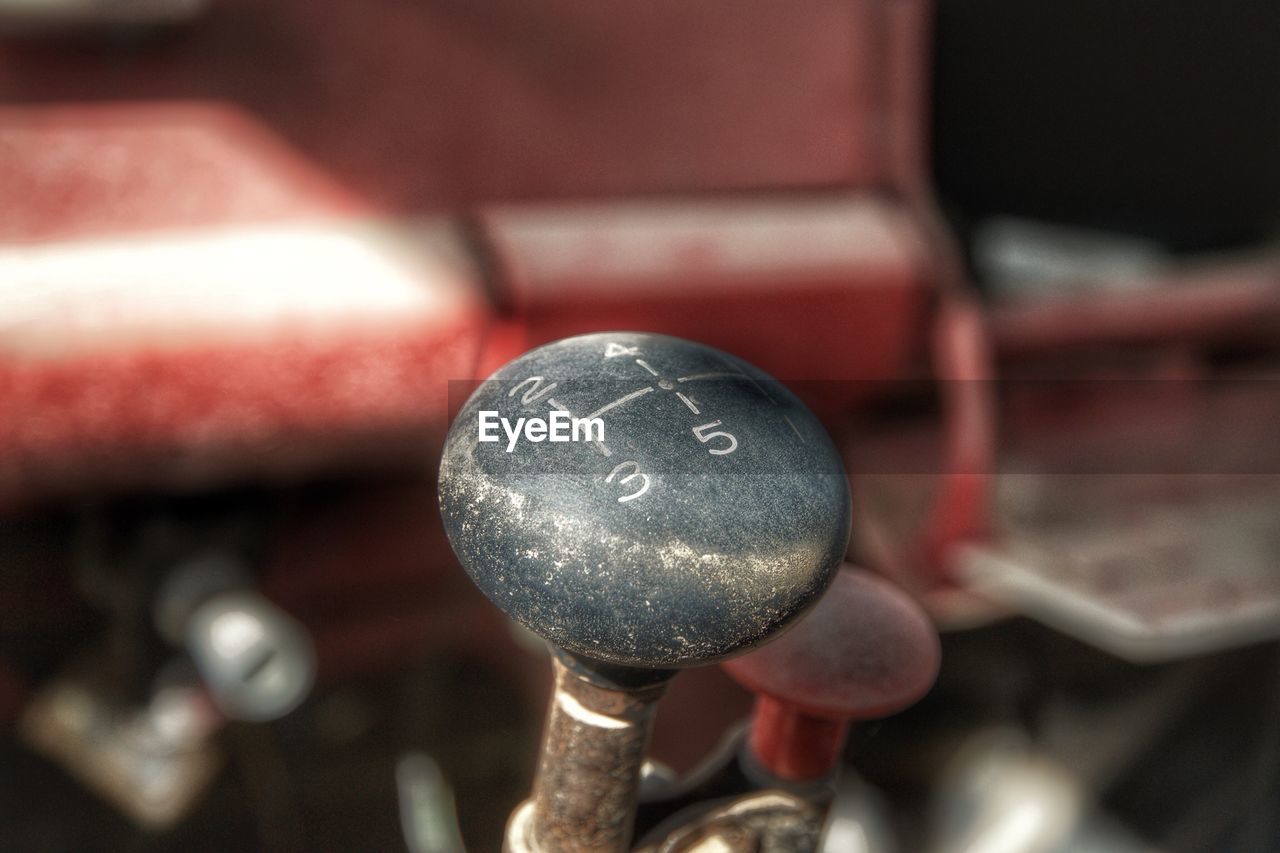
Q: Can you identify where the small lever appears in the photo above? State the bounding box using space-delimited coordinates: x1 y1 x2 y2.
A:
723 566 940 783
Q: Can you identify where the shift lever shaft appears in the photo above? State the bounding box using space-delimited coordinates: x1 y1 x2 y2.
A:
439 332 850 850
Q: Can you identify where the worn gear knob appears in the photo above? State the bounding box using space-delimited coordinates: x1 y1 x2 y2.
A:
439 331 850 669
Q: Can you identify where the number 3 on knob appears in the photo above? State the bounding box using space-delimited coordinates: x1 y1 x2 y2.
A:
606 461 651 503
692 421 738 455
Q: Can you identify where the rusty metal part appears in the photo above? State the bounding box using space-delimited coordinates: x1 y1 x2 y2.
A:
507 654 671 852
20 676 223 828
635 791 826 853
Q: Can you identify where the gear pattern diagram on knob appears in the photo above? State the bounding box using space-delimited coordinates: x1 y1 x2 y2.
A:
498 337 808 505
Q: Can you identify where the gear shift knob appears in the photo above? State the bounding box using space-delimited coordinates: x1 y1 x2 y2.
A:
440 332 848 851
439 331 850 669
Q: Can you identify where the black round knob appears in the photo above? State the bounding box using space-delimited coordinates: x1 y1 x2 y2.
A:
439 332 850 669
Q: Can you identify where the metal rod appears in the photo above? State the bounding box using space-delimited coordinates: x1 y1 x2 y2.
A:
507 654 670 852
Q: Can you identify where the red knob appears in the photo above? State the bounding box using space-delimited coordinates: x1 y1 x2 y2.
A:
722 566 940 781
